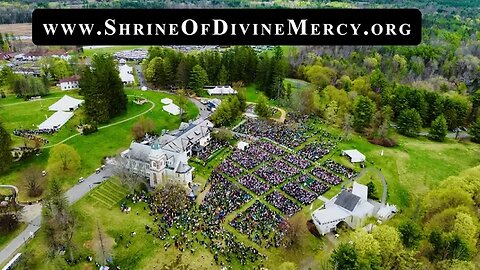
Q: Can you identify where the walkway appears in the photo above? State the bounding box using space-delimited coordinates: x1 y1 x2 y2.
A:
0 166 114 266
42 96 155 149
354 167 388 205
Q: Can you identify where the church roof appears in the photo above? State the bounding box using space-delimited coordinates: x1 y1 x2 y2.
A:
334 190 360 212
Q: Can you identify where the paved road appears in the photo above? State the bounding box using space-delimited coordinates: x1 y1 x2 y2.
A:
0 166 113 266
135 64 147 89
419 131 470 139
188 97 211 120
354 167 388 205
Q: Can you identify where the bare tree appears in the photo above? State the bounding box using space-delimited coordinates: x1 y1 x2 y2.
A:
280 212 307 251
22 165 45 197
113 157 147 192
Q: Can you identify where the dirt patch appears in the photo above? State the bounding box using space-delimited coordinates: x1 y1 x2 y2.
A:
0 23 32 36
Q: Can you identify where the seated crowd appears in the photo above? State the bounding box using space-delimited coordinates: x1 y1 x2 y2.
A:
196 138 228 162
271 160 300 177
231 150 262 170
217 159 243 178
256 141 286 156
281 182 317 205
323 159 358 179
297 174 330 195
265 191 301 217
229 201 285 248
238 174 270 196
311 167 343 186
255 166 286 186
245 144 272 162
298 141 332 162
283 153 311 170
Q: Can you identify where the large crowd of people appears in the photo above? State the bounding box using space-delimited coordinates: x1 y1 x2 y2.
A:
217 159 243 178
234 119 309 149
238 174 270 195
323 159 358 180
254 166 286 186
196 138 228 162
283 153 311 169
298 141 332 162
311 167 343 186
257 141 286 156
265 191 301 217
271 160 300 177
229 201 285 248
245 144 272 162
297 174 331 195
281 182 317 205
231 150 262 170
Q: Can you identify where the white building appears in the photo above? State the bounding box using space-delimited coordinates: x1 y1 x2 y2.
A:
312 182 374 235
59 75 80 91
121 118 214 187
119 64 134 85
205 86 237 95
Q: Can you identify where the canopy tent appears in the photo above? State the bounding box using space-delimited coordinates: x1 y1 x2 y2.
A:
161 98 173 105
48 95 84 112
342 149 366 163
163 103 180 115
39 111 74 130
206 86 237 95
237 141 249 151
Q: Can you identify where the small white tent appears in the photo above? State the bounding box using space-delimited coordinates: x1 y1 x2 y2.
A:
48 95 84 112
163 103 180 115
161 98 173 105
206 86 237 95
342 149 366 163
39 111 74 130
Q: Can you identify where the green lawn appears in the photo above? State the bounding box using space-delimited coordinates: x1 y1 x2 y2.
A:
0 89 199 201
0 223 27 251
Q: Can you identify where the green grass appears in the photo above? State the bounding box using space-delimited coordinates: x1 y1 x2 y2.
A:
0 223 27 250
0 89 199 201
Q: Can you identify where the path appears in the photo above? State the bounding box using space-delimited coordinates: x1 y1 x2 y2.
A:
0 97 60 107
0 165 114 266
419 131 470 139
354 167 388 205
41 96 155 149
245 102 286 123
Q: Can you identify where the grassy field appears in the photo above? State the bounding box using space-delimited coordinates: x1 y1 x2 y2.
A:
0 23 31 36
0 89 199 201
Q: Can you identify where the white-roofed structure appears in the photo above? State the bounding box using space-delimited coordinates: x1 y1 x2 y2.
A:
311 182 374 235
38 111 74 130
376 204 397 221
163 103 180 115
48 95 84 112
237 141 249 151
118 64 134 85
342 149 366 163
205 86 237 95
161 98 173 105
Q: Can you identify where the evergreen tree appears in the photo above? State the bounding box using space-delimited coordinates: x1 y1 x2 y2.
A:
469 118 480 143
255 96 271 118
80 54 127 123
0 121 12 174
353 96 376 133
397 109 422 137
189 64 208 94
429 114 448 141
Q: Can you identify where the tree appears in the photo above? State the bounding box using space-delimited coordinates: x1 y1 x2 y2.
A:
176 89 189 121
279 262 297 270
80 54 127 123
429 114 448 141
330 243 358 270
47 144 81 178
398 220 422 249
43 180 75 258
352 229 381 269
342 113 354 140
131 117 156 141
255 96 271 118
0 121 12 174
324 100 339 127
353 96 376 133
212 128 233 142
114 157 147 192
397 109 422 137
189 64 208 94
366 181 379 200
469 117 480 143
155 182 188 214
281 212 307 251
22 165 45 197
372 225 402 268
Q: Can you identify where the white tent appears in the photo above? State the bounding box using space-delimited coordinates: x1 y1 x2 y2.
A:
163 103 180 115
342 149 366 163
119 64 134 85
237 141 249 151
206 86 237 95
39 111 74 130
161 98 173 105
48 95 84 112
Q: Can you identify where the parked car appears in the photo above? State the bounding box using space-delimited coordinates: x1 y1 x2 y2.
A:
78 177 85 183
